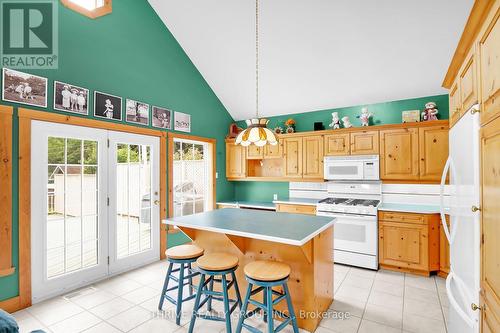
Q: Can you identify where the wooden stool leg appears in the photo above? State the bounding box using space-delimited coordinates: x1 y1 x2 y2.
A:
158 262 173 310
188 274 205 333
175 262 185 325
231 271 243 309
221 274 232 333
236 282 253 333
265 286 274 333
283 283 299 333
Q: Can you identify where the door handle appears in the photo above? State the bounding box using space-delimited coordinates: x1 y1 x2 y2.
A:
471 205 481 213
471 303 481 311
154 200 160 205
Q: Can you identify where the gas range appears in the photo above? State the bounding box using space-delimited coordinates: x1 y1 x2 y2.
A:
316 197 380 216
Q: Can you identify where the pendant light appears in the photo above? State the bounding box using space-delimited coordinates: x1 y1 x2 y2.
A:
235 0 278 147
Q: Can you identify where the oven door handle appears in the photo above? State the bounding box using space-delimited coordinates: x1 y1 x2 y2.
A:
317 212 377 220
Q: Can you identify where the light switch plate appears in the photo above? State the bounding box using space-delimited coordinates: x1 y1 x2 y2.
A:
273 194 278 200
216 172 218 179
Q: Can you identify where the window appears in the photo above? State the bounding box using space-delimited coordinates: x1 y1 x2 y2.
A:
60 0 112 19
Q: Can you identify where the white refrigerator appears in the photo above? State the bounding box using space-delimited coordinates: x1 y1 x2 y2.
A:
440 106 481 333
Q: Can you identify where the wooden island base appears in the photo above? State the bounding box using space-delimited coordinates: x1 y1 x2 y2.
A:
178 226 334 332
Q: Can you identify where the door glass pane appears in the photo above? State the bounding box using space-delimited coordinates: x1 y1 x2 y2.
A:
172 139 210 217
116 143 153 259
46 137 99 279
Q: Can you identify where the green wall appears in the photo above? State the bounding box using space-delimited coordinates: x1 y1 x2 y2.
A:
233 94 449 202
0 0 235 301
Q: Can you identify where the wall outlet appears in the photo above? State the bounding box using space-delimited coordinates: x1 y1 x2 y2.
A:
215 172 218 179
273 194 278 200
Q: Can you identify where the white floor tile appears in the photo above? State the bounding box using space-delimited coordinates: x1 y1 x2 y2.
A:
128 317 182 333
375 269 405 285
334 264 350 275
435 276 447 293
404 285 440 304
319 313 361 333
82 322 122 333
49 311 101 333
88 296 135 320
358 319 402 333
404 275 437 292
106 306 153 332
372 279 404 297
123 268 162 285
363 303 402 329
404 298 444 320
94 276 142 296
438 291 449 308
17 315 49 333
342 274 374 290
27 297 85 326
335 284 371 303
121 286 160 305
11 309 33 322
330 296 366 318
348 267 377 279
403 312 447 333
367 290 403 311
71 290 117 310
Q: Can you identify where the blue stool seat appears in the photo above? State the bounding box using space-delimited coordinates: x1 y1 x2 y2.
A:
236 261 299 333
188 253 242 333
158 244 204 325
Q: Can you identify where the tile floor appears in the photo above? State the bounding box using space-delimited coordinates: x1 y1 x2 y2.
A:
12 261 449 333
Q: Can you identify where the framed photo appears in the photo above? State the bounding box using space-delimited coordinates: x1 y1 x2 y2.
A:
94 91 122 121
53 81 89 115
174 111 191 132
126 99 150 126
152 106 172 129
402 110 421 123
2 68 47 108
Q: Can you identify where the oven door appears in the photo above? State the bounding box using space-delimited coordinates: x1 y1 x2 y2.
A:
324 160 364 180
317 211 377 255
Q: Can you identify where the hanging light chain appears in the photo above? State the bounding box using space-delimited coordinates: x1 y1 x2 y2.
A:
255 0 259 119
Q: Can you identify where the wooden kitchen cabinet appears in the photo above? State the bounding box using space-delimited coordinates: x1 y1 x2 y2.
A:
479 4 500 126
247 145 264 159
379 128 419 181
449 79 462 128
459 48 478 114
226 142 246 178
350 130 379 155
263 142 282 159
302 135 323 179
378 211 440 276
283 137 303 177
324 133 350 156
276 203 316 215
419 125 449 182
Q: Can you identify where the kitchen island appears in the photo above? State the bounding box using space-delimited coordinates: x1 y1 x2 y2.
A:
163 208 334 332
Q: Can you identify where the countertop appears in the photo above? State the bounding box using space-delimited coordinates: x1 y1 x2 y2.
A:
272 198 319 206
378 203 445 214
216 201 276 210
163 208 334 246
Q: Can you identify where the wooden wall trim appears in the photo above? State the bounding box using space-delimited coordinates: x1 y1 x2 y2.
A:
15 106 168 309
167 132 217 224
0 296 22 313
0 107 14 277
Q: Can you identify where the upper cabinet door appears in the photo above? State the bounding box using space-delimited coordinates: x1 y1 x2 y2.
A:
324 133 350 156
302 135 324 179
247 145 264 160
350 130 379 155
460 48 478 114
449 79 462 128
283 137 303 178
263 141 282 159
419 125 449 181
479 7 500 125
380 128 419 180
226 142 246 178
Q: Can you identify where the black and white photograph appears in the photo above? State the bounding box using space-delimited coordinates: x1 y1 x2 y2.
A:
174 111 191 132
53 81 89 115
126 99 150 126
2 68 48 108
152 106 172 129
93 91 122 121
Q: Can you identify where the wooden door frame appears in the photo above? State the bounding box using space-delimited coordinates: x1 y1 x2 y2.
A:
12 107 167 311
167 132 216 230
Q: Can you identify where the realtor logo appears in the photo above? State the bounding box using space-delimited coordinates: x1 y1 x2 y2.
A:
1 0 58 69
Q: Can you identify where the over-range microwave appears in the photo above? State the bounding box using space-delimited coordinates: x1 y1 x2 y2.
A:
323 155 380 181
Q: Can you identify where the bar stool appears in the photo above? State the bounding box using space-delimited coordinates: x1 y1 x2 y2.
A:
236 260 299 333
158 244 204 325
188 253 242 333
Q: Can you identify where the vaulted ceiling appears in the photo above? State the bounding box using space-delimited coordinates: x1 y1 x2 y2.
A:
148 0 473 121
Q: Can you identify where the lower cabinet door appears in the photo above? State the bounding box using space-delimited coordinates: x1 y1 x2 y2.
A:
379 221 428 271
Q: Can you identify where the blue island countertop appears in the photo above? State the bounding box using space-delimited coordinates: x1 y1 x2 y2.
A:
163 208 334 246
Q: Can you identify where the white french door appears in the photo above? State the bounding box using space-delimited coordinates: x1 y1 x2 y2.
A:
31 121 160 302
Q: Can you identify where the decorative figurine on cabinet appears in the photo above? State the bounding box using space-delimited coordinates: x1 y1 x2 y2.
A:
285 118 296 133
329 112 341 129
421 102 439 121
342 116 353 128
357 107 373 126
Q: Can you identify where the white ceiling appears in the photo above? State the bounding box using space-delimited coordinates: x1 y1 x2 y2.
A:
148 0 473 121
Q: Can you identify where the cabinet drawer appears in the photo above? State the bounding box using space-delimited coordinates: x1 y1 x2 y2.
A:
379 211 426 224
276 203 316 215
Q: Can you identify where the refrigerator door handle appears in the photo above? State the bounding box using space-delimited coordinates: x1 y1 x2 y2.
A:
446 270 476 328
440 156 453 243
